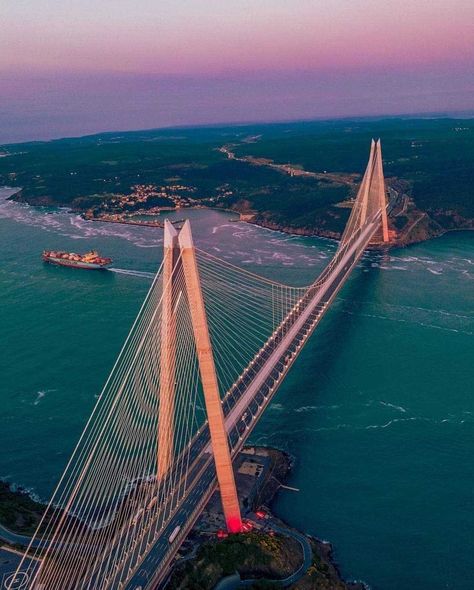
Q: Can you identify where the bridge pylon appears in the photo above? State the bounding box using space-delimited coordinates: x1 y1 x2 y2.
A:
178 220 243 533
342 138 390 246
12 139 405 589
375 139 390 243
157 220 180 479
364 138 389 243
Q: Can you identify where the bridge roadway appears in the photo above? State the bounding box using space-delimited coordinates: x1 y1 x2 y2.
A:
76 212 383 590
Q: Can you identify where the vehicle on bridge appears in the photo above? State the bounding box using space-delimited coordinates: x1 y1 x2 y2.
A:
131 509 144 526
14 140 391 590
168 526 181 544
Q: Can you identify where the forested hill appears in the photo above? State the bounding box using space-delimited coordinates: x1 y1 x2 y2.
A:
1 118 473 242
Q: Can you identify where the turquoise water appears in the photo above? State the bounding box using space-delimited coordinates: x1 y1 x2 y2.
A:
0 187 473 589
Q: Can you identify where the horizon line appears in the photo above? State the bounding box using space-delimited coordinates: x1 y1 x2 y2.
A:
3 109 474 148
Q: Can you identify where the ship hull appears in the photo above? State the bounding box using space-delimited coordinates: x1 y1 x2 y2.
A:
43 256 110 270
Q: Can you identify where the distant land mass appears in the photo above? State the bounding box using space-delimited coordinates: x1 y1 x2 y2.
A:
1 117 473 246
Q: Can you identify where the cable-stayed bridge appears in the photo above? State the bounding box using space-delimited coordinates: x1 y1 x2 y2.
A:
14 139 390 590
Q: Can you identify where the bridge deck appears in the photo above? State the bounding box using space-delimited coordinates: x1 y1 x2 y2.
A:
120 212 383 590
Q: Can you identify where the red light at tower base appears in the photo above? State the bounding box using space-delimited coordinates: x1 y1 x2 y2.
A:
226 515 243 533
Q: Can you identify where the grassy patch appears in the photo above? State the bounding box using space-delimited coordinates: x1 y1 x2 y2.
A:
168 532 301 590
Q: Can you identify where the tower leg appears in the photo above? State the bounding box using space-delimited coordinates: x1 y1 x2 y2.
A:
376 140 390 242
157 220 179 479
359 138 376 227
178 221 242 533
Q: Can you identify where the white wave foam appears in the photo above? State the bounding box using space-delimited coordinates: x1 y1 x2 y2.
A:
341 309 473 337
298 414 470 434
270 403 284 411
109 268 155 279
33 389 56 406
133 241 162 249
365 417 425 430
295 405 318 413
33 391 46 405
5 483 44 504
212 224 236 234
271 252 293 262
295 404 340 413
379 401 407 413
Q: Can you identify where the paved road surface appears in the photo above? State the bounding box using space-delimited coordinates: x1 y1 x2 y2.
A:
18 209 384 590
124 212 382 590
0 526 32 548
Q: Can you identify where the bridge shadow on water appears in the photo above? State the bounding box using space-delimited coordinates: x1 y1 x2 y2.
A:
301 252 383 388
250 251 386 450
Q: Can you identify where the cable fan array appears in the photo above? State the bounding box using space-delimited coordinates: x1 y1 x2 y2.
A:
14 139 389 590
196 249 307 418
340 138 387 245
15 251 307 590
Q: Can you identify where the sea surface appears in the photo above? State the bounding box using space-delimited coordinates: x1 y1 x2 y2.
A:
0 187 473 589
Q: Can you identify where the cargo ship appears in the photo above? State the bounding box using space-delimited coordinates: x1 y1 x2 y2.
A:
42 250 112 270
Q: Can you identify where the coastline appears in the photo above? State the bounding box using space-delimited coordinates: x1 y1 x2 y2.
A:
251 446 369 590
168 446 368 590
1 186 364 587
1 183 472 588
7 187 473 251
1 447 368 590
5 185 473 250
218 145 474 249
233 209 474 249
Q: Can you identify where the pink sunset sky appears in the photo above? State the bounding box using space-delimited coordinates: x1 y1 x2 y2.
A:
1 0 473 143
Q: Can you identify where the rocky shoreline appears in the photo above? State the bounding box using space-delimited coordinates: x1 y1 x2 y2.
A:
235 206 473 249
169 446 367 590
1 447 368 590
249 446 368 590
0 480 45 537
7 186 473 251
